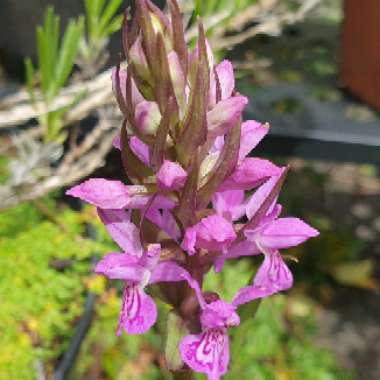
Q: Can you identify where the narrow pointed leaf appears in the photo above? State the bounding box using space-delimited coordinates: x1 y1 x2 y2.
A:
177 24 209 166
241 167 289 234
99 0 123 35
137 0 156 70
146 0 170 31
55 17 83 90
214 65 222 104
168 0 188 76
175 157 199 227
122 9 131 59
151 96 177 170
155 32 176 113
115 60 128 115
120 120 154 183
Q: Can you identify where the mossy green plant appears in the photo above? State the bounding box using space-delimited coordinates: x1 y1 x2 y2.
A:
0 200 112 380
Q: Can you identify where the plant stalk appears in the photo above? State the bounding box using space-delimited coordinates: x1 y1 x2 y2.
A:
172 370 194 380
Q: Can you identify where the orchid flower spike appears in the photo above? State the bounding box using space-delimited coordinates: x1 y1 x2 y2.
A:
66 1 319 378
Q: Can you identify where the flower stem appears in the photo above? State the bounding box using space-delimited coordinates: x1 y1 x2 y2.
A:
172 370 194 380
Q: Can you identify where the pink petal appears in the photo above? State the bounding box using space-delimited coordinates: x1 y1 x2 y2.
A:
232 285 272 307
246 170 287 219
207 96 248 137
179 330 230 380
219 158 281 192
97 209 143 256
150 195 177 209
194 215 236 253
244 205 283 242
149 261 189 284
212 190 245 222
217 60 234 100
146 209 181 241
232 251 293 306
66 179 130 209
67 180 173 210
201 300 240 329
225 239 261 260
258 217 319 249
180 270 206 309
239 121 269 161
117 284 157 335
157 160 188 190
215 239 261 273
182 226 197 255
254 250 293 292
129 136 150 166
94 253 145 282
135 101 161 135
209 60 234 106
112 135 121 150
112 134 151 167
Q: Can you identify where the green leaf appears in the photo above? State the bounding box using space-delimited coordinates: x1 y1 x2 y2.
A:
85 0 102 39
55 17 84 91
36 25 49 95
101 15 123 38
36 7 61 100
98 0 122 36
164 311 189 371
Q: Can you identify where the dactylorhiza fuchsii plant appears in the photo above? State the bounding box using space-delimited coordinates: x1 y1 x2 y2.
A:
67 1 319 379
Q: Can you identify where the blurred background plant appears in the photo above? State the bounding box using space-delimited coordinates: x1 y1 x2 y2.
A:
182 0 321 56
79 0 123 76
25 7 84 143
0 0 123 209
0 0 320 209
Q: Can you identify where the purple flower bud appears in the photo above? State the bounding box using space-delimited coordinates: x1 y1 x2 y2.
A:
135 101 161 135
157 160 188 190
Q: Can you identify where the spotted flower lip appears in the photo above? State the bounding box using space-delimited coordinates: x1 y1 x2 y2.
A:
178 273 251 380
95 244 189 335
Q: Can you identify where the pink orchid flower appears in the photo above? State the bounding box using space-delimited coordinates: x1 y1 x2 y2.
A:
95 243 189 335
